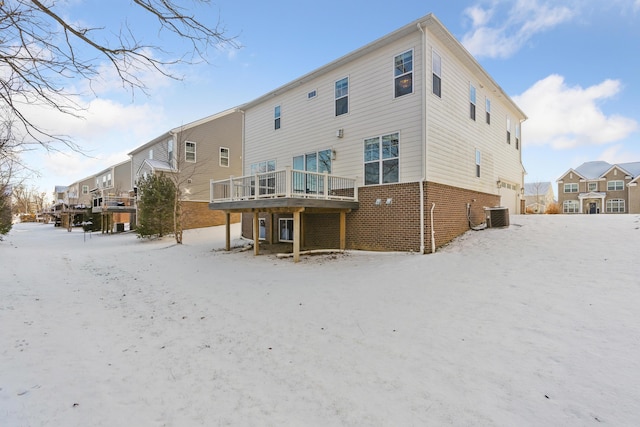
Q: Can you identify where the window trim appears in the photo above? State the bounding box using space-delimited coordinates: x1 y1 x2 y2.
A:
335 76 349 116
363 132 400 186
563 200 579 213
515 123 520 150
588 182 597 191
185 141 196 163
279 218 294 242
82 185 89 195
485 97 491 124
564 183 578 193
469 83 476 121
274 105 281 130
506 117 511 144
475 149 481 178
606 199 625 213
607 180 624 191
219 147 230 167
394 49 413 98
432 50 442 98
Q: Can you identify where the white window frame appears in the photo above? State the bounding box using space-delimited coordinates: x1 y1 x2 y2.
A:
82 185 89 195
274 105 281 130
506 116 511 144
394 49 413 98
588 182 597 191
364 132 400 185
307 89 317 99
515 123 520 150
107 173 112 187
485 97 491 124
607 180 624 191
185 141 196 163
168 139 174 165
606 199 625 213
432 50 442 98
149 149 153 160
335 77 349 116
279 218 294 242
219 147 230 167
563 200 579 213
469 83 476 121
564 183 578 193
475 149 481 178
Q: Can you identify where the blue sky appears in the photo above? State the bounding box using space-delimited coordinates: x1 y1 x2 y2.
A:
22 0 640 199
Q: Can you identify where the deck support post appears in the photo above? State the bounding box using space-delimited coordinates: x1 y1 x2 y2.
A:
225 212 231 251
293 210 301 263
339 211 346 250
253 212 260 256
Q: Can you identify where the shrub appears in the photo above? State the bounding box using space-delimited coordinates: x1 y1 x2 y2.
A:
546 202 560 214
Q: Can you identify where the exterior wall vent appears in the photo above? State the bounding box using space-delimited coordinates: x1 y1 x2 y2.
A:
485 207 509 228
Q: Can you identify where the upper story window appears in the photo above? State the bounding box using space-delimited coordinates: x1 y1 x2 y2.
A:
220 147 230 167
564 183 578 193
515 123 521 150
364 132 399 185
168 139 173 164
96 177 100 188
102 176 107 187
107 173 112 187
432 50 442 98
185 141 196 162
82 185 89 195
394 50 413 98
485 97 491 124
607 180 624 191
506 117 511 144
335 77 349 116
149 149 153 159
475 149 481 178
274 105 281 130
588 182 597 191
469 84 476 121
308 90 317 99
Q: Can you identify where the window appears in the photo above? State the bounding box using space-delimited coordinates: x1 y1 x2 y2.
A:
588 182 597 191
607 180 624 191
107 173 112 187
394 50 413 98
308 90 317 99
475 149 481 178
506 117 511 144
469 84 476 120
485 98 491 124
82 185 89 195
168 139 173 164
335 77 349 116
185 141 196 162
563 200 579 213
606 199 625 213
96 177 100 188
102 176 106 187
564 183 578 193
432 50 441 97
149 149 153 159
292 149 332 194
250 160 276 195
220 147 230 167
279 218 294 242
515 123 520 150
274 105 281 130
364 132 399 185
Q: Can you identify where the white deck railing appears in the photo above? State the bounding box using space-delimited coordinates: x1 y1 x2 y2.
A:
211 167 357 203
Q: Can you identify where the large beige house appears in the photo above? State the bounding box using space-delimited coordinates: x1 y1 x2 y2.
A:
129 107 243 230
210 14 527 259
557 161 640 214
524 182 555 213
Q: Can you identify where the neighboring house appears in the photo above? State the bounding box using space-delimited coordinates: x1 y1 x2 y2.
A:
210 14 527 260
61 175 95 228
129 107 243 230
524 182 555 213
557 160 640 214
91 159 135 232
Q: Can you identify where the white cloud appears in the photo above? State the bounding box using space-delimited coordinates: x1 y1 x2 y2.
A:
597 144 640 165
462 0 575 58
514 74 638 149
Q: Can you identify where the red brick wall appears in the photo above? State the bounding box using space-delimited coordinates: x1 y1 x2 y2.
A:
240 181 500 253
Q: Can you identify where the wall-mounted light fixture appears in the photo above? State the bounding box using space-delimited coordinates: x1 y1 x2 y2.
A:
375 199 382 205
331 149 336 160
386 198 393 205
336 128 344 138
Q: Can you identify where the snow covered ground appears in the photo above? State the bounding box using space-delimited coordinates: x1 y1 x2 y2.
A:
1 214 639 426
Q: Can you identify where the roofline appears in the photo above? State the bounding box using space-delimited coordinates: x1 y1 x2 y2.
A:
94 158 131 176
556 168 586 182
601 164 632 178
240 13 526 119
170 105 244 134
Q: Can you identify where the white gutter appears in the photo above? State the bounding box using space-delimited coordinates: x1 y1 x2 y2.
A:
418 22 427 254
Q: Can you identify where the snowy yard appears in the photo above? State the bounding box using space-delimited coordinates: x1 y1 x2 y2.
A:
1 214 639 426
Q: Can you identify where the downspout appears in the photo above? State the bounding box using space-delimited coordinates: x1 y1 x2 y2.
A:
418 22 427 254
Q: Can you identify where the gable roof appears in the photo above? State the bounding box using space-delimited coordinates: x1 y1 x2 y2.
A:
524 182 552 196
136 159 175 176
568 160 640 181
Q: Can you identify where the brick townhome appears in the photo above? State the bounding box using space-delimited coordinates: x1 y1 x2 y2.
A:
557 161 640 214
210 13 527 260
